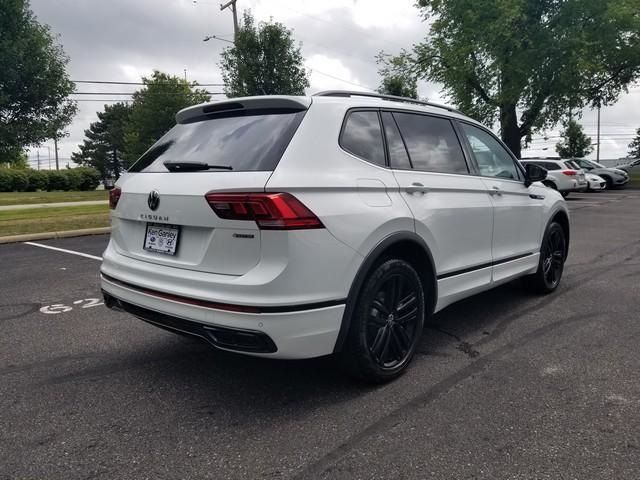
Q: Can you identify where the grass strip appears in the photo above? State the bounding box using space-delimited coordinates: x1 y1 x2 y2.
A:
0 204 110 237
0 190 108 206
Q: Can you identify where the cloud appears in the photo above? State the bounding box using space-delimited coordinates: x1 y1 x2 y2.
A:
26 0 640 166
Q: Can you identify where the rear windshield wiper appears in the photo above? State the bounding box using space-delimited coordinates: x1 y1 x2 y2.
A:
163 161 233 172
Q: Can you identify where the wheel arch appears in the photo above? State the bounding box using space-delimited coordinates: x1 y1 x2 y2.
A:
549 209 570 259
333 232 437 353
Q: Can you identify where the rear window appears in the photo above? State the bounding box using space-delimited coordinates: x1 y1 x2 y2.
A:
541 162 561 170
129 110 306 173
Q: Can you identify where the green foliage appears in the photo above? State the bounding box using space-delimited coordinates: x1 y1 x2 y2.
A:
65 169 83 190
26 169 48 191
72 102 132 179
0 0 77 156
556 120 594 159
0 149 29 169
46 170 69 191
377 54 418 99
219 11 310 97
0 167 100 192
0 169 30 192
377 76 418 99
74 167 101 190
397 0 640 158
10 170 29 191
0 170 12 192
628 128 640 158
123 71 210 165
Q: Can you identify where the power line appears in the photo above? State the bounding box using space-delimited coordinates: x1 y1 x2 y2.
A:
72 80 225 86
307 69 373 90
71 91 225 95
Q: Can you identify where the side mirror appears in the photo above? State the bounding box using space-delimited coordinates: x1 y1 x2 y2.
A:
524 163 547 187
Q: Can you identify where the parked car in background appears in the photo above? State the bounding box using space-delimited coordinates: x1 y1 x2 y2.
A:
584 172 607 191
101 91 570 383
520 158 587 197
571 158 629 189
616 158 640 175
564 160 606 192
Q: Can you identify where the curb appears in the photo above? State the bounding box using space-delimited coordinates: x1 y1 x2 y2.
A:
0 227 111 245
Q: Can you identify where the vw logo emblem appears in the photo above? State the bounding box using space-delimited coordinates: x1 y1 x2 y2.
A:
147 190 160 211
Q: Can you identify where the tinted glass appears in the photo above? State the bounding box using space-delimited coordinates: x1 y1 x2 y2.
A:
461 124 520 180
129 110 306 173
574 159 594 169
340 111 386 166
542 162 561 171
564 161 578 170
381 112 411 169
393 113 468 174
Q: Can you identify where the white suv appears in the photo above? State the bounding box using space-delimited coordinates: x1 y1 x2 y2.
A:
101 91 570 383
520 158 587 197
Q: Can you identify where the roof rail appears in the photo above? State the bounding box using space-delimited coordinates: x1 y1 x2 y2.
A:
312 90 463 115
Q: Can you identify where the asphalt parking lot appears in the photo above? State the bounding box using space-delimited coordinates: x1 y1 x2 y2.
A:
2 190 639 480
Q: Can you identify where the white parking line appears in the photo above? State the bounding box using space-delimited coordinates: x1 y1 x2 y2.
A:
24 242 102 261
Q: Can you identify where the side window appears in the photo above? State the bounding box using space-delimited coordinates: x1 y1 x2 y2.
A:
543 162 561 171
461 123 521 180
393 112 468 174
380 112 411 169
340 111 386 167
574 159 593 170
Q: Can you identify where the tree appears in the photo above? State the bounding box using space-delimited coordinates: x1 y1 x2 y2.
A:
0 0 77 157
555 120 594 159
219 11 309 97
392 0 640 158
377 54 418 99
72 103 132 179
0 149 29 169
628 128 640 158
123 71 210 163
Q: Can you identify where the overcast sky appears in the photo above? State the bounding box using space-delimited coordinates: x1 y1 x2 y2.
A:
28 0 640 168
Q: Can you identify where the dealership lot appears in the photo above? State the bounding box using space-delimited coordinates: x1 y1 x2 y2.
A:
1 190 639 480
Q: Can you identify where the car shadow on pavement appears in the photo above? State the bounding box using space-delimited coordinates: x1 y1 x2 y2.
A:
39 281 543 422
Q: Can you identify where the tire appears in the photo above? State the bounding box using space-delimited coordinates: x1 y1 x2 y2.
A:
524 222 567 294
602 176 613 190
341 258 425 383
561 191 570 198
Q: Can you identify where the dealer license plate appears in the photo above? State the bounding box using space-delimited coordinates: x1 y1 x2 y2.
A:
143 223 180 256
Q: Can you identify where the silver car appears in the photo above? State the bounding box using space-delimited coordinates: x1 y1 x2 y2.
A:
572 158 629 189
616 158 640 175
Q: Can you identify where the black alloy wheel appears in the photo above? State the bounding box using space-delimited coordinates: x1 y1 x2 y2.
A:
541 226 565 289
343 258 425 383
524 222 566 294
366 273 420 369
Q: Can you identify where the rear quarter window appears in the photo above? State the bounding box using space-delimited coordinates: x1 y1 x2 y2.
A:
339 110 386 167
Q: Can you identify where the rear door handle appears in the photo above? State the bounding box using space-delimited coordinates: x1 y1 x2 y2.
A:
488 186 502 196
406 183 429 194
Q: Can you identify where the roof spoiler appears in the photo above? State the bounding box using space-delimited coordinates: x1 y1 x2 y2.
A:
176 96 311 124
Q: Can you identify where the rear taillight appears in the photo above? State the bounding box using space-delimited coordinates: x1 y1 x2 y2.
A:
562 170 577 176
205 192 324 230
109 187 121 210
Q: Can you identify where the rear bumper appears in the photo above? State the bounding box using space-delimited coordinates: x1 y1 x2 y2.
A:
101 273 344 359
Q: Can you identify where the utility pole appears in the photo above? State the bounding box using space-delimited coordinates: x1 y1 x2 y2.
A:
220 0 239 38
184 69 187 82
37 150 40 170
596 105 601 162
54 137 59 170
